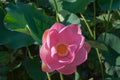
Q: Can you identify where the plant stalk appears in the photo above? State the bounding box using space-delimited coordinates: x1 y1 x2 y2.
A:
93 1 96 40
46 72 51 80
80 13 104 80
108 0 113 22
80 14 94 39
53 0 59 22
60 73 64 80
26 47 34 59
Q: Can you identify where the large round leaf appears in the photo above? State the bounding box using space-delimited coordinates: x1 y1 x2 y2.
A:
5 3 55 44
49 0 93 13
98 32 120 54
0 27 34 49
0 7 34 49
62 0 93 13
98 0 120 10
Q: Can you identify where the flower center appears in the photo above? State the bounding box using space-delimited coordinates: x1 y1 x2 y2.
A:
57 44 68 56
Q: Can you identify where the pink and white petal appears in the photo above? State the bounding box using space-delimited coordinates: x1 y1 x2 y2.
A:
42 29 49 44
53 51 74 64
42 62 54 72
78 35 85 49
40 43 50 62
50 22 65 31
57 64 76 75
46 29 58 48
66 24 82 34
51 46 57 58
72 47 88 65
58 28 85 47
53 44 77 64
45 54 65 70
40 45 62 71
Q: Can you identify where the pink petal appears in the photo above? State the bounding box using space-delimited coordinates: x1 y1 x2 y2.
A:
72 46 88 65
50 22 65 32
66 24 82 34
46 29 58 48
42 29 49 43
42 61 53 72
40 43 64 71
40 43 49 62
57 64 76 75
45 53 65 70
58 26 85 47
51 46 57 58
53 44 77 64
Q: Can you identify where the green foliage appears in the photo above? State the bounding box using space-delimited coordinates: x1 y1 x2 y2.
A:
0 51 10 65
5 3 55 44
0 7 34 49
87 40 108 51
58 10 81 25
0 27 34 49
98 0 120 10
98 32 120 79
75 71 80 80
0 76 7 80
49 0 63 11
49 0 93 13
62 0 93 13
24 57 46 80
113 20 120 29
0 0 120 80
99 33 120 54
91 9 120 77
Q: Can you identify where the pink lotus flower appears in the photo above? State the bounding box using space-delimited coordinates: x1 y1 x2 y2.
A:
40 22 91 75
